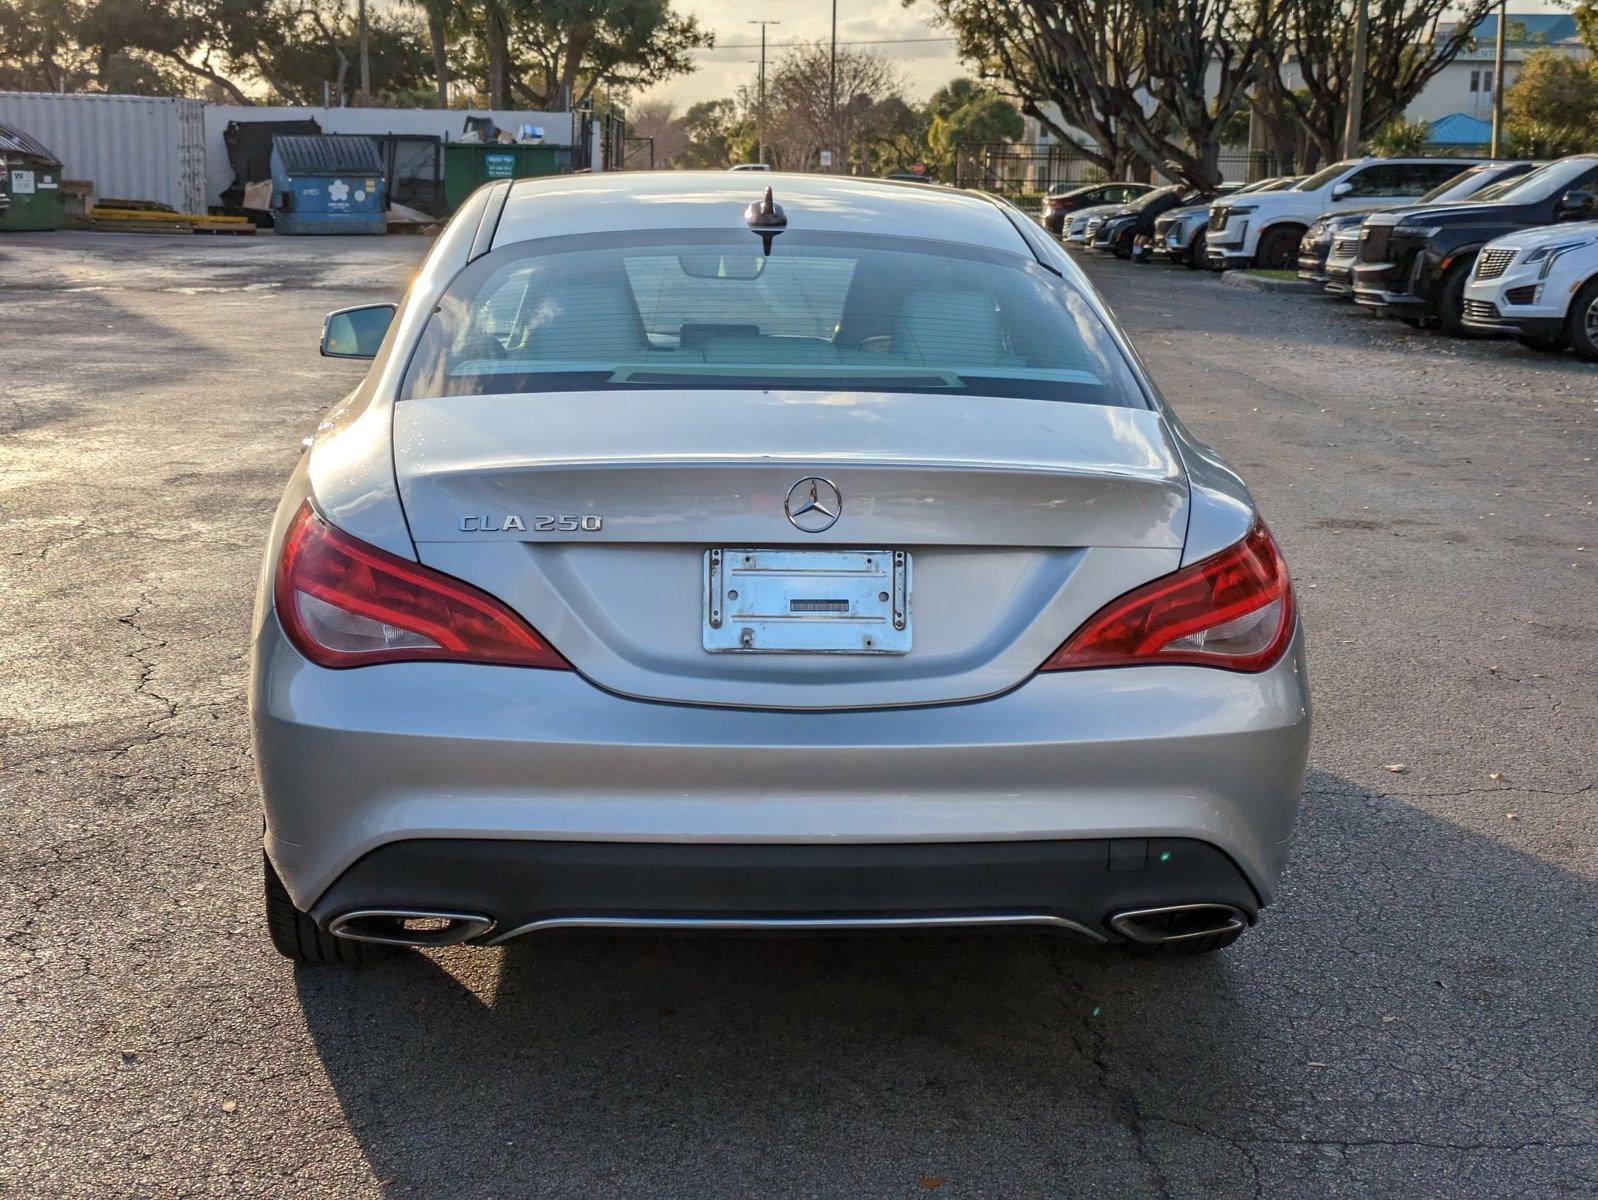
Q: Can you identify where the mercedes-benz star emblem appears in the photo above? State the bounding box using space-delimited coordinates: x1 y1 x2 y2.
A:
785 477 842 533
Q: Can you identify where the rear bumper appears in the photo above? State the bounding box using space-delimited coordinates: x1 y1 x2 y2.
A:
253 614 1310 915
311 836 1260 945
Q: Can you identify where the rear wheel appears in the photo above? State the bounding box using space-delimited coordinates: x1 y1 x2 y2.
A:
1567 277 1598 362
264 853 393 964
1255 226 1302 271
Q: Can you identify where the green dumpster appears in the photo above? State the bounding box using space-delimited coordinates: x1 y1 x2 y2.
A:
0 123 66 232
443 143 572 213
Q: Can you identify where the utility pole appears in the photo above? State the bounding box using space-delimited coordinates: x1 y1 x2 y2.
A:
829 0 838 172
749 19 780 166
1340 0 1369 158
1490 0 1508 156
357 0 371 105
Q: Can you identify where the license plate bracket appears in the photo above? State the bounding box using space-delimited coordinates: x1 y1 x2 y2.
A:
704 549 910 654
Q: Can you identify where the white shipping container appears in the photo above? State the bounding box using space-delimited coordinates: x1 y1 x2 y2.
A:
0 92 206 214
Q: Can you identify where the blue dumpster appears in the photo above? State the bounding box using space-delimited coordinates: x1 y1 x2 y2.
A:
270 135 386 235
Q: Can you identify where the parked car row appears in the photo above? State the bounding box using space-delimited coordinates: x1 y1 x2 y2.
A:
1146 175 1302 267
1048 155 1598 362
1299 155 1598 357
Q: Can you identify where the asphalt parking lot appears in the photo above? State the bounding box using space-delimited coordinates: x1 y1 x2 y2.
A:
2 230 1594 1200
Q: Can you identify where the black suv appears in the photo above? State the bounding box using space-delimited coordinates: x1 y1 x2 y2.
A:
1351 155 1598 334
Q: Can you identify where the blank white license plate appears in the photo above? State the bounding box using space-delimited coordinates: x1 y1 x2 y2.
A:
704 549 911 654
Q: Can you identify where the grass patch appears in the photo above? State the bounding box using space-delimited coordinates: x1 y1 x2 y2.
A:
1242 269 1299 280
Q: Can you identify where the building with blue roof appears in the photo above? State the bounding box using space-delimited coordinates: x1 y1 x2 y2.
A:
1405 11 1590 127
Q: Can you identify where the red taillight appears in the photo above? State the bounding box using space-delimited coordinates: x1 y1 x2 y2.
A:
274 503 568 670
1041 523 1295 674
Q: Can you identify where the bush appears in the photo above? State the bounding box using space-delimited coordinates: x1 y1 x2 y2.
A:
1505 120 1598 158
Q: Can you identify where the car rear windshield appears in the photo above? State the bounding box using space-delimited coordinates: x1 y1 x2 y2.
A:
398 230 1147 407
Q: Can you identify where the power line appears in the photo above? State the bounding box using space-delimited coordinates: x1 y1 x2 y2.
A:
698 35 957 53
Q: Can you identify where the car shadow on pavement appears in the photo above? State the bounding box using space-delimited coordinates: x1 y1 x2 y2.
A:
294 768 1598 1198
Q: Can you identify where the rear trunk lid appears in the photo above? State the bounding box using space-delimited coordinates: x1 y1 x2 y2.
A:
393 390 1189 709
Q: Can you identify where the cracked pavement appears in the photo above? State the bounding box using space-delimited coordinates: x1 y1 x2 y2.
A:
1 232 1594 1199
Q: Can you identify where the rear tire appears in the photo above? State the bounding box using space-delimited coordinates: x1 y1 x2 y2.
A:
264 853 393 964
1255 227 1302 271
1124 925 1244 956
1566 277 1598 362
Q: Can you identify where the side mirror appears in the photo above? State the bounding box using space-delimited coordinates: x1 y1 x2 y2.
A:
321 303 396 359
1330 182 1353 200
1556 189 1595 219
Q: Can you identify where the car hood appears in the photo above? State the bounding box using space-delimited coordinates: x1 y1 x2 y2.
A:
1478 218 1598 251
1367 201 1513 228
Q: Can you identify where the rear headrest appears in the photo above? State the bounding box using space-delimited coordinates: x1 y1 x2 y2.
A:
519 268 648 359
891 291 1007 365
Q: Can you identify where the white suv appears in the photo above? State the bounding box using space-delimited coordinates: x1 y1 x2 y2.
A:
1206 157 1482 271
1461 220 1598 359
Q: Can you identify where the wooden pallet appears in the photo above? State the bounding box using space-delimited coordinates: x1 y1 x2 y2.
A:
78 207 258 236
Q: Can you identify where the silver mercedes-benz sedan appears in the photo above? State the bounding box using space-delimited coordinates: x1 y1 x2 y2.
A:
251 172 1309 964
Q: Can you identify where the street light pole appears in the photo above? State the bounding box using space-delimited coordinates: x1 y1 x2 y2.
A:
829 0 838 172
749 19 780 167
1490 0 1508 156
357 0 371 106
1340 0 1369 158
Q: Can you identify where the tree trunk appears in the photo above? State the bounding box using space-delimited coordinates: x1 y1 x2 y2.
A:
483 2 510 109
425 1 450 107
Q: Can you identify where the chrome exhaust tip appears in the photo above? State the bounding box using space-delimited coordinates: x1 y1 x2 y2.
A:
1107 903 1249 945
327 909 496 947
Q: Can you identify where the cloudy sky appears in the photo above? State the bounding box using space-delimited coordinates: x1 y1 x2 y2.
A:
642 0 965 110
640 0 1572 113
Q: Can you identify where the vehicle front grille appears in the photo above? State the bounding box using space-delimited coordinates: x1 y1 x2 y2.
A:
1332 235 1360 258
1358 225 1391 264
1504 285 1538 305
1462 298 1500 321
1475 248 1516 280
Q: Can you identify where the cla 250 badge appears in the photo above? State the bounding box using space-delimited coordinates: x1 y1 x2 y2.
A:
458 514 604 532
